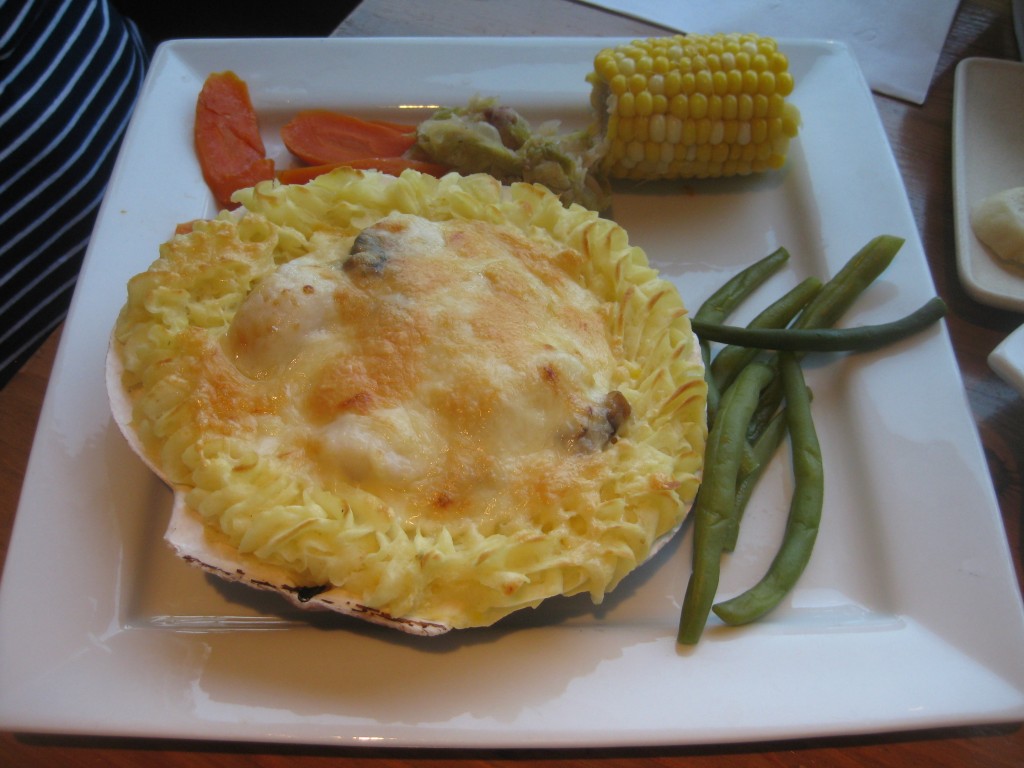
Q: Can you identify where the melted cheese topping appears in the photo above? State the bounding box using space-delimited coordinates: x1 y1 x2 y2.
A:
223 212 619 525
110 169 707 629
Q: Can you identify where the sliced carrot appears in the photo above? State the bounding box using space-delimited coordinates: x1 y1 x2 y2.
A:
277 163 336 185
345 156 449 177
365 117 423 133
281 110 419 166
277 157 450 185
194 71 275 208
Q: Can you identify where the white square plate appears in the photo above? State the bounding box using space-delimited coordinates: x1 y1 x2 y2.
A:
952 57 1024 310
2 37 1023 748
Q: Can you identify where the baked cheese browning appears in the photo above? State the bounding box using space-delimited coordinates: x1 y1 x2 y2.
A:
223 211 626 528
111 168 707 630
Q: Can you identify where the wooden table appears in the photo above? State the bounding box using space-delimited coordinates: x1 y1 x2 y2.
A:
2 0 1023 764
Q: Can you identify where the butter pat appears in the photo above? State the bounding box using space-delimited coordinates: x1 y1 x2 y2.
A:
971 186 1024 265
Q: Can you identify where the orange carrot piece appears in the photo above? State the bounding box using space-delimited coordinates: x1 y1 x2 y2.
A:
281 110 419 166
365 117 423 133
345 156 449 177
194 71 275 208
277 157 450 185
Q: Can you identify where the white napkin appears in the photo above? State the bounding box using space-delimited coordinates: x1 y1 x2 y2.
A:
579 0 959 104
989 323 1024 397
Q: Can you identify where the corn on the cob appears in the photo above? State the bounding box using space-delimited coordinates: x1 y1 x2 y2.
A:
588 33 801 180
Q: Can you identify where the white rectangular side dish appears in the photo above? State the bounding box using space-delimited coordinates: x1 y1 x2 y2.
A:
2 37 1023 748
952 57 1024 311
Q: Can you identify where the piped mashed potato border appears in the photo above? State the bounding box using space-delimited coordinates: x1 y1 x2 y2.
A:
109 168 707 632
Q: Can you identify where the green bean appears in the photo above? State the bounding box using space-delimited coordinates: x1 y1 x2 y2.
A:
746 367 782 444
745 234 906 441
712 352 823 626
678 361 774 645
680 235 922 640
710 277 822 391
694 247 789 427
701 345 722 428
724 406 790 553
694 247 791 325
793 234 905 330
693 297 947 352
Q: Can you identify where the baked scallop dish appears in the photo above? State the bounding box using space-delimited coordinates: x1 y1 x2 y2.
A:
107 168 707 635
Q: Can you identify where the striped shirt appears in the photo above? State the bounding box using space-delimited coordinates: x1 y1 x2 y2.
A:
0 0 149 387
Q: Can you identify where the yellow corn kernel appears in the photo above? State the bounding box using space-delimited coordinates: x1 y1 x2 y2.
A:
669 93 688 119
589 32 802 180
696 69 714 94
738 93 754 121
722 94 738 120
689 91 709 120
708 95 723 121
649 113 667 143
619 91 636 118
634 115 650 142
666 115 683 143
725 68 743 94
635 89 655 116
754 93 769 118
665 70 683 97
777 70 795 96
